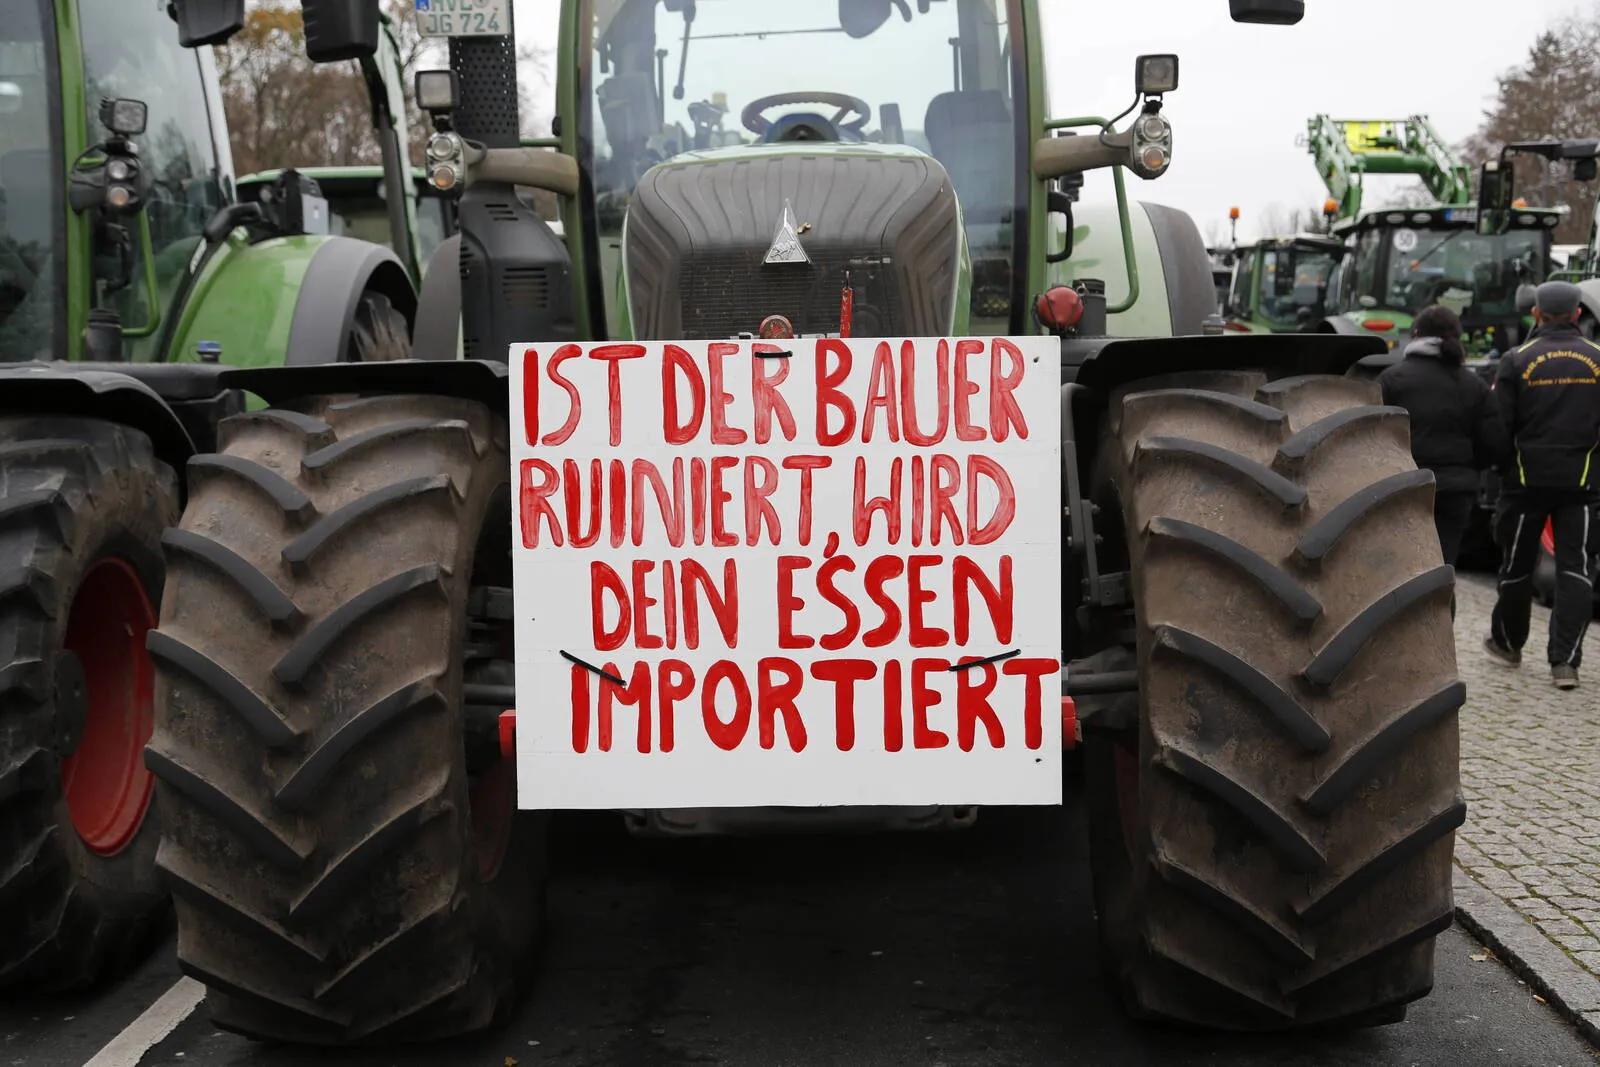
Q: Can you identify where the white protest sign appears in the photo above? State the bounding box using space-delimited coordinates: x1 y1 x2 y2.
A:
509 337 1061 809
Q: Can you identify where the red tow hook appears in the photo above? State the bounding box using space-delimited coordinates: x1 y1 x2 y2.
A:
499 710 516 761
1061 696 1079 751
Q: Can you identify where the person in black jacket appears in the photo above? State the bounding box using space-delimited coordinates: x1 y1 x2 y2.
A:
1484 280 1600 690
1378 306 1506 566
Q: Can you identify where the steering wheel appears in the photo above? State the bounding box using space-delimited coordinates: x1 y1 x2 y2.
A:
741 92 872 138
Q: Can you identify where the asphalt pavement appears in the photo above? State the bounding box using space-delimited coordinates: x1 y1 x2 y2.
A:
5 795 1597 1067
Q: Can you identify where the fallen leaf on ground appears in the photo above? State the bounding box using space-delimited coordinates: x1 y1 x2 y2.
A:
1470 950 1496 962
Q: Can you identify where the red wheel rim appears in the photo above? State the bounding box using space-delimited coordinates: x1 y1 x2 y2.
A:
60 557 157 856
469 754 515 882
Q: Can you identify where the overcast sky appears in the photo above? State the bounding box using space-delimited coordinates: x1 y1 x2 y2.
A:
507 0 1591 243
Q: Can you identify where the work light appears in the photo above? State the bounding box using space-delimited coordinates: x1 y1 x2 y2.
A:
1135 55 1179 97
100 97 147 137
416 70 460 115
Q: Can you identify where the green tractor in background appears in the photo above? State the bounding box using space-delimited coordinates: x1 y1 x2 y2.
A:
233 8 458 283
1484 137 1600 329
1306 114 1555 354
1222 232 1344 334
237 164 456 276
0 0 423 990
129 0 1463 1044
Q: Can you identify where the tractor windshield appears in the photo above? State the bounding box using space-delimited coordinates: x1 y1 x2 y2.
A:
585 0 1022 332
1349 224 1548 320
0 0 59 361
1257 244 1339 330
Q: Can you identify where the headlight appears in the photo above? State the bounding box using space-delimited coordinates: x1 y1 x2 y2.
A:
430 163 459 192
1139 145 1170 174
1138 114 1170 142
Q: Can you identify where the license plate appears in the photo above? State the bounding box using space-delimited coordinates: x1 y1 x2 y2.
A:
413 0 508 38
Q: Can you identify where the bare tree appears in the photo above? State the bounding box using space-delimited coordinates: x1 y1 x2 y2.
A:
1463 14 1600 244
217 2 556 175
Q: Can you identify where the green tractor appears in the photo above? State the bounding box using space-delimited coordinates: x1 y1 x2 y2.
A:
140 0 1461 1043
1306 114 1555 354
1483 137 1600 329
1222 233 1344 334
234 9 457 283
0 0 422 990
237 164 457 277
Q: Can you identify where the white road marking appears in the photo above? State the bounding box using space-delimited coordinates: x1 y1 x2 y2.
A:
81 977 205 1067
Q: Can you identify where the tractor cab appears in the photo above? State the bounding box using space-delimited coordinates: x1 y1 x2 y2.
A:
2 0 423 367
583 0 1024 338
1224 234 1343 333
1 0 232 362
1323 205 1555 351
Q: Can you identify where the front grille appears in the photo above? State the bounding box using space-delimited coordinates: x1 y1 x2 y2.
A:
680 249 903 339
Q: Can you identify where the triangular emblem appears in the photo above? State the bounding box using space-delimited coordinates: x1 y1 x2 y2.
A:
764 199 809 265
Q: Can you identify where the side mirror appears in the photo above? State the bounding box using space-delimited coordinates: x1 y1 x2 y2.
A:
169 0 244 46
301 0 379 62
1229 0 1304 24
1477 159 1513 236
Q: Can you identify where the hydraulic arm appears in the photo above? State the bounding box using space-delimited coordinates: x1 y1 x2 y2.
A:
1306 114 1474 220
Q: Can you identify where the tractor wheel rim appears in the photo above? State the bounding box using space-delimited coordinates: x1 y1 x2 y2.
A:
60 557 158 856
470 754 515 882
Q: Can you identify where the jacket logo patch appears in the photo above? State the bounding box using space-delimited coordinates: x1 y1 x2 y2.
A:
1522 349 1600 387
764 199 810 266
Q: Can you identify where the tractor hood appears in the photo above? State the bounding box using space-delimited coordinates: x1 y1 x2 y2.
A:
623 143 965 340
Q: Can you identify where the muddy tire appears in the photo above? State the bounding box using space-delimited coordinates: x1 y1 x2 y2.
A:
348 291 411 362
0 418 177 990
1083 371 1463 1029
149 394 545 1043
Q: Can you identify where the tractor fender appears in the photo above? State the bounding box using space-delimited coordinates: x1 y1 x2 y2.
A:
168 235 414 370
412 234 462 360
1138 203 1217 337
285 236 418 364
1061 332 1387 519
1067 332 1384 396
0 364 197 474
222 358 508 414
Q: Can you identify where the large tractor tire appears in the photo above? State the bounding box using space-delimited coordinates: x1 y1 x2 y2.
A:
0 418 178 989
1083 371 1464 1029
149 394 545 1043
349 290 411 362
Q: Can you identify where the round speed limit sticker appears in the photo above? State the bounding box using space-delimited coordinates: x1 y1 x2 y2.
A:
1393 228 1419 253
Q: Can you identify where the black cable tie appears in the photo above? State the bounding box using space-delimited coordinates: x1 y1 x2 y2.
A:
559 650 626 686
754 349 793 358
948 649 1023 672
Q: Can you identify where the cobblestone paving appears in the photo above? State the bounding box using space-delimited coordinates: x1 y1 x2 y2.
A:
1454 573 1600 987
